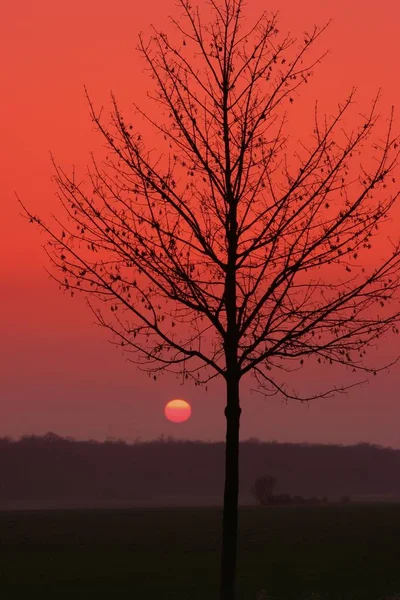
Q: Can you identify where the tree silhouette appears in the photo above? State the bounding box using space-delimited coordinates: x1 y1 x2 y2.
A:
21 0 400 598
251 474 277 505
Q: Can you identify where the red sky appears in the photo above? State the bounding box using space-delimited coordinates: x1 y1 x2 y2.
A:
2 0 400 446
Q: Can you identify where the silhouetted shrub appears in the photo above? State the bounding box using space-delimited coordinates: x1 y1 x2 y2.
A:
251 475 277 505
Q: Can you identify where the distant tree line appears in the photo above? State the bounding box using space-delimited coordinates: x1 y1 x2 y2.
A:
0 434 398 510
251 474 331 506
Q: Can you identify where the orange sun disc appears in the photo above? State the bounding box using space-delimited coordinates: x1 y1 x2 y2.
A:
164 399 192 423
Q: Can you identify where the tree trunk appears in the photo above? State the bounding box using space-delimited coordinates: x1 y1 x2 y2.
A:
220 374 241 600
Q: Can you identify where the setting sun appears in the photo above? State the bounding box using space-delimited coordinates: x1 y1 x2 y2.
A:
164 399 192 423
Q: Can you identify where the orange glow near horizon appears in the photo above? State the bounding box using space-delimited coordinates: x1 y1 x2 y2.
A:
1 0 400 446
165 400 192 424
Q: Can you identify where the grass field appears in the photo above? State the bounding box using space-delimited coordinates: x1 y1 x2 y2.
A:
0 504 399 599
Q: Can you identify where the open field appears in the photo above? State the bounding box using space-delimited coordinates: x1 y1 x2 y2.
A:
0 504 399 599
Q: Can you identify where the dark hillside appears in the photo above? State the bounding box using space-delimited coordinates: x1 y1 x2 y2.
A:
0 434 399 509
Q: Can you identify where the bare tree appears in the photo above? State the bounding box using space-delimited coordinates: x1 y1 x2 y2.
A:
21 0 400 598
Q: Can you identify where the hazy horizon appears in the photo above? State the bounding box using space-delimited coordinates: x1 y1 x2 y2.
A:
3 431 400 451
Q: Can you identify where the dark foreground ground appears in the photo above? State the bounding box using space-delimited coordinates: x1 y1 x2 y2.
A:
0 504 399 599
